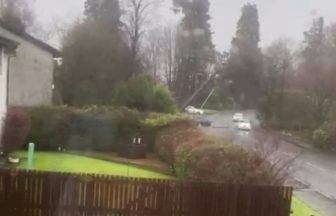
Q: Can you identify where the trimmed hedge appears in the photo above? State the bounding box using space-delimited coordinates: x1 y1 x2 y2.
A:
23 106 185 153
25 106 141 151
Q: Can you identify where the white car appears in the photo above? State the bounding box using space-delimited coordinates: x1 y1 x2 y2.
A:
237 119 252 131
185 106 204 115
232 113 244 122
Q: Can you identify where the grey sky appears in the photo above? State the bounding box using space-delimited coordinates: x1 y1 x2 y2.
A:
34 0 336 51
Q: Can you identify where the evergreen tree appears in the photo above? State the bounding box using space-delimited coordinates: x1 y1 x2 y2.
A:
173 0 214 104
58 0 133 105
227 3 263 108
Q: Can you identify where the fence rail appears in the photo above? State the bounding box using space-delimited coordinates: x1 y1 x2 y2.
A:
0 169 293 216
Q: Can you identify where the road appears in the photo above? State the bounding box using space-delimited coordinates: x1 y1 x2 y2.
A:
199 111 336 216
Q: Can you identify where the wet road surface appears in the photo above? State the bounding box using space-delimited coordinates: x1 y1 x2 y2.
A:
198 111 336 216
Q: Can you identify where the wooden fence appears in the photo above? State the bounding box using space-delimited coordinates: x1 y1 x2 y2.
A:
0 169 293 216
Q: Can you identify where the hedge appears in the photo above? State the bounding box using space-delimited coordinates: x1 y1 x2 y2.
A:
22 106 186 153
25 106 141 151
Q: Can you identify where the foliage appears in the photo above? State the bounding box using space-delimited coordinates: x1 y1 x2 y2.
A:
313 128 329 149
112 74 177 113
142 113 188 128
58 6 133 105
173 147 191 179
155 120 284 185
313 118 336 149
85 0 121 25
296 17 336 126
1 108 31 154
173 0 214 103
26 106 141 151
258 91 315 130
0 0 34 33
185 143 280 185
227 3 263 109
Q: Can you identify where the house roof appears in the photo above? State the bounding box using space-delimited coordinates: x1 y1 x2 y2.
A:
0 20 61 57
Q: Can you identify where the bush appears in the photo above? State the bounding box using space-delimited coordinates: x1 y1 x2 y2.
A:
313 119 336 149
155 120 284 185
313 128 329 149
1 108 31 154
141 113 189 152
26 106 141 151
112 74 177 113
185 143 280 185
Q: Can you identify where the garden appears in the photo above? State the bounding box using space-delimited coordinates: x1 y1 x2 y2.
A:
0 75 321 215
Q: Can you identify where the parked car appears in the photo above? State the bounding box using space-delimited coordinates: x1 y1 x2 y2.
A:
185 106 204 115
237 119 252 131
232 113 244 122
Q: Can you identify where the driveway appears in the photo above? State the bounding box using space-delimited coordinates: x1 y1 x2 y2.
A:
199 111 336 216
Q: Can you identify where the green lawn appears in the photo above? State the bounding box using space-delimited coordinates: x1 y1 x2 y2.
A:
15 151 171 179
14 152 321 215
291 197 322 216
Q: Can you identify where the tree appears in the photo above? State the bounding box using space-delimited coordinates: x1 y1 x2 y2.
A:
298 17 336 126
258 39 295 126
123 0 159 72
57 0 133 105
142 24 178 87
0 0 34 33
173 0 215 104
263 39 294 96
142 27 163 80
227 3 263 109
85 0 121 26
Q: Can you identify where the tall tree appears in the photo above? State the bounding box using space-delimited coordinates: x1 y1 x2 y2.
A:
142 24 178 86
0 0 34 33
123 0 158 73
173 0 214 104
58 0 133 105
298 17 336 126
263 39 294 96
227 3 263 108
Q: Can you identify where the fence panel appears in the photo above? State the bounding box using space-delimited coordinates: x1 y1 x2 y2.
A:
0 169 293 216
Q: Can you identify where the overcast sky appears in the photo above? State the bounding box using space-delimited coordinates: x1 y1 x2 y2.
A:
34 0 336 51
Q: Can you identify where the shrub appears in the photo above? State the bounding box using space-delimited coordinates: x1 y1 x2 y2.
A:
313 128 329 149
141 113 189 152
185 143 280 185
26 106 141 151
1 108 31 154
155 120 285 185
313 119 336 149
112 74 177 113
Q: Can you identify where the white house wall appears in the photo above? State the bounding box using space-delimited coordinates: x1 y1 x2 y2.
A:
0 26 54 107
0 48 7 141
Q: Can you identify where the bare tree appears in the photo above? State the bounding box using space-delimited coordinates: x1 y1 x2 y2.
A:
123 0 161 71
142 24 177 85
162 25 177 88
142 27 163 80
